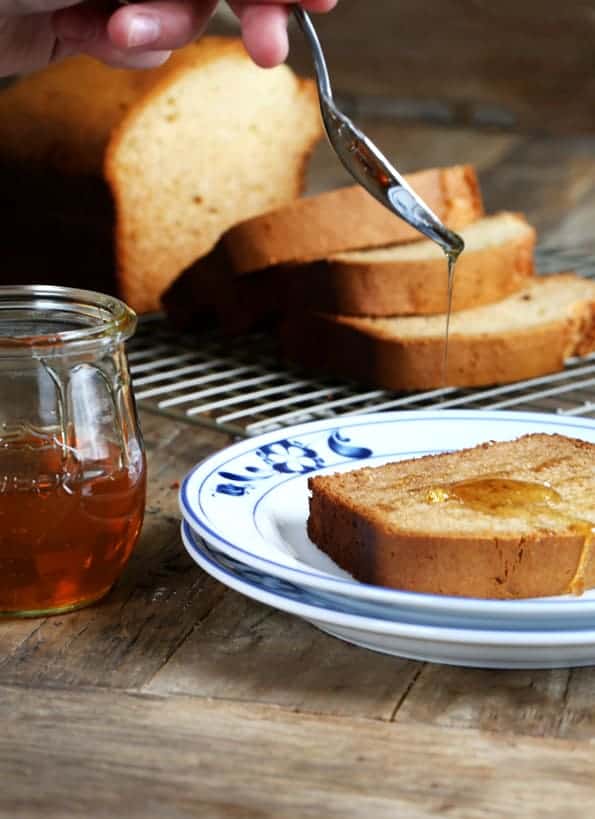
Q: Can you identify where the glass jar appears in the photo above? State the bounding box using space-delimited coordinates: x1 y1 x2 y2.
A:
0 285 146 617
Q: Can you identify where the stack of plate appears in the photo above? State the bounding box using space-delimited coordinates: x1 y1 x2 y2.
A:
179 410 595 669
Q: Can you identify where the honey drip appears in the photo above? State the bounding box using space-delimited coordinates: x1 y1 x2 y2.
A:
441 251 458 386
426 477 594 595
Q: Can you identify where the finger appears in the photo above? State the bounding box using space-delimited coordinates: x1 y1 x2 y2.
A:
230 3 289 68
53 4 171 68
80 41 171 68
107 0 217 52
229 0 338 67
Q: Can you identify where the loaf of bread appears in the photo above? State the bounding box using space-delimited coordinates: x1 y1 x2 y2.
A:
106 39 322 312
281 273 595 391
223 165 483 276
0 56 137 293
285 212 536 316
308 433 595 599
0 39 322 312
0 56 156 175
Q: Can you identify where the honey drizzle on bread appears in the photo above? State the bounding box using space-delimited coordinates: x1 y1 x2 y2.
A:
424 476 594 595
307 434 595 599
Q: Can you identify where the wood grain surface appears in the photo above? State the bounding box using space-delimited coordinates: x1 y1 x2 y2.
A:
1 125 595 817
3 685 595 819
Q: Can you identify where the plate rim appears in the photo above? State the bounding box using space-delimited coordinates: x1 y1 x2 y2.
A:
179 409 595 617
181 521 595 648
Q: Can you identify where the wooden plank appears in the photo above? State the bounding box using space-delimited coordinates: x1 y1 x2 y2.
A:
557 669 595 740
0 414 229 689
147 586 421 720
396 664 573 738
213 1 595 133
0 619 44 656
2 683 595 819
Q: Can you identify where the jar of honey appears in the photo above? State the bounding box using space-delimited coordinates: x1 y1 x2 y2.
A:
0 285 147 616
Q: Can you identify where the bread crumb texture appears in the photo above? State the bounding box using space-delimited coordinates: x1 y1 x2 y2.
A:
282 274 595 390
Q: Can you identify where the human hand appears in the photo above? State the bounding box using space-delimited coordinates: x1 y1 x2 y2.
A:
227 1 337 67
0 0 337 78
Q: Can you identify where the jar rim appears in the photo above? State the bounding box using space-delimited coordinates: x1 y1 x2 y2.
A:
0 285 137 352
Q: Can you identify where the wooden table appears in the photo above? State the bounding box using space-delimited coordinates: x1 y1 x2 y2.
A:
2 123 595 818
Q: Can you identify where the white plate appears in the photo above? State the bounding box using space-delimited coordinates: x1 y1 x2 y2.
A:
181 521 595 669
180 410 595 630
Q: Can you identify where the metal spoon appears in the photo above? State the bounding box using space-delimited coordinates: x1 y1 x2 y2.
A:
292 7 464 258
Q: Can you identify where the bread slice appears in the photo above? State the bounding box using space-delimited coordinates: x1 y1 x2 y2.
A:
224 165 484 276
281 273 595 391
308 433 595 599
287 212 536 316
163 211 533 333
163 172 491 333
0 40 321 312
106 38 322 313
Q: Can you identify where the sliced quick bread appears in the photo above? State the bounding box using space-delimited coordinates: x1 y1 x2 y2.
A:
224 165 484 275
163 208 524 335
281 273 595 391
308 433 595 599
288 212 536 316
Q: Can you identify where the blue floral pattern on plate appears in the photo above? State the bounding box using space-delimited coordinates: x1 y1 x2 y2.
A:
216 429 372 497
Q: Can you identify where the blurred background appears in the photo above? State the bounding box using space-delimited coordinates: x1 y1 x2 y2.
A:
219 1 595 133
212 0 595 249
1 1 593 254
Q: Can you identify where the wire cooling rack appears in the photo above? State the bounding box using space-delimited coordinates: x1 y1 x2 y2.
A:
129 246 595 438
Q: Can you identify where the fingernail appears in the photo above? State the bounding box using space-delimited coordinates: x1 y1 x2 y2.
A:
127 15 161 48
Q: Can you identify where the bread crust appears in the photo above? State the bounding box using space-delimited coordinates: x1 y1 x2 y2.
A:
281 274 595 390
287 213 535 316
307 435 595 599
225 165 484 276
0 56 156 175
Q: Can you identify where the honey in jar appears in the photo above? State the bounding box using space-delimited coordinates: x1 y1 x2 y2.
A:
0 285 147 616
